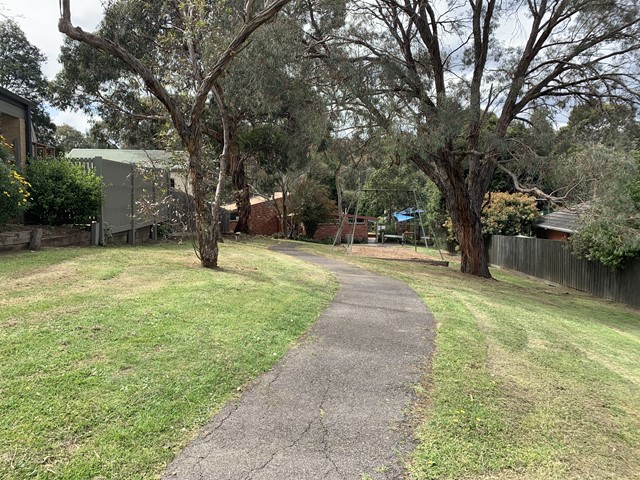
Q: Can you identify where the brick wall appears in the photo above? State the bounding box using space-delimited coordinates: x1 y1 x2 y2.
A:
227 197 283 235
251 199 282 235
313 223 368 242
546 229 570 241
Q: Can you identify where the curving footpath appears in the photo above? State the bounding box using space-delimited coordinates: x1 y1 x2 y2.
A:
163 244 435 480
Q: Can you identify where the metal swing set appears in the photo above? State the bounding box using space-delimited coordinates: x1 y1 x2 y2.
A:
331 186 445 260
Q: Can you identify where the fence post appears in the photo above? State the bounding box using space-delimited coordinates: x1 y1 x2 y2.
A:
29 228 42 250
94 157 106 246
167 170 174 225
129 164 136 245
90 222 99 246
152 168 158 241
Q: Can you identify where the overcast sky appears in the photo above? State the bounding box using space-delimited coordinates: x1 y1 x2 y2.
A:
2 0 105 132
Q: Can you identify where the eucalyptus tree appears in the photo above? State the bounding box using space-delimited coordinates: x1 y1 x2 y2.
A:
213 16 328 233
54 33 169 150
58 0 292 268
554 103 640 155
311 0 640 277
53 124 93 153
0 19 55 143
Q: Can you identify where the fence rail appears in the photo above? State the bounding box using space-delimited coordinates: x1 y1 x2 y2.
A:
71 156 171 245
487 235 640 309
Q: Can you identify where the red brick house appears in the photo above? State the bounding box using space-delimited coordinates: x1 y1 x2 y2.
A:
222 193 284 235
313 214 378 243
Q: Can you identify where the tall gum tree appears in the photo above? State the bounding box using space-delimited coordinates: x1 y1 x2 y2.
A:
0 19 55 143
314 0 640 277
58 0 292 268
217 17 327 234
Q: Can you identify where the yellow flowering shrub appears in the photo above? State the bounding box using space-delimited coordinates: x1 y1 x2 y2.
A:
0 161 31 226
0 134 14 162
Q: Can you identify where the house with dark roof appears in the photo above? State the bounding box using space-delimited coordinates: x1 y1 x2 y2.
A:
534 210 579 241
0 87 55 168
0 87 35 170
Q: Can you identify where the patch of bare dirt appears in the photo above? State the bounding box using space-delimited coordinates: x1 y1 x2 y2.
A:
346 244 448 262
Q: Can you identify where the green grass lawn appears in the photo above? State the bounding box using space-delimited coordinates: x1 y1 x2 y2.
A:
299 242 640 480
0 240 337 479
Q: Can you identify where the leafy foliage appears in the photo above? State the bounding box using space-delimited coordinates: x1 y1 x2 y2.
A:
571 150 640 269
52 124 94 154
555 103 640 155
0 160 30 226
290 179 336 237
0 134 13 162
481 192 540 237
25 157 103 226
0 19 55 143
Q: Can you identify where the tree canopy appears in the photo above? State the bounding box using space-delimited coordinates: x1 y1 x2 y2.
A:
58 0 294 268
53 0 640 275
0 19 55 143
302 0 640 276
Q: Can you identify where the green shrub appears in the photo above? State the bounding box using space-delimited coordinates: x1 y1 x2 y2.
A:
570 149 640 269
481 192 540 236
26 157 103 225
0 162 31 226
443 192 539 248
0 134 14 162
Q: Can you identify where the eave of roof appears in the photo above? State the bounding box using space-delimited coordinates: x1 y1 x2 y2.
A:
534 210 579 233
535 225 575 233
0 86 36 108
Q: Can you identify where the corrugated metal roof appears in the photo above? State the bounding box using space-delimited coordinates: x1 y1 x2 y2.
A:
68 149 185 166
534 210 579 233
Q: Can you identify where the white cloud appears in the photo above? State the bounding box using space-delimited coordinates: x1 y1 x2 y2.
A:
3 0 104 132
50 108 92 133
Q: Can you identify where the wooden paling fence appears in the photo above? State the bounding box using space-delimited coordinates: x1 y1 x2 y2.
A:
487 235 640 309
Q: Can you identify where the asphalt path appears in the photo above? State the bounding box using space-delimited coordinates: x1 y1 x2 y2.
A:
163 244 435 480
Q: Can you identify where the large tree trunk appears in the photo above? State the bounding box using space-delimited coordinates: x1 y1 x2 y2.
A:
443 180 491 278
188 147 219 268
412 153 492 278
228 121 251 234
450 200 490 277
